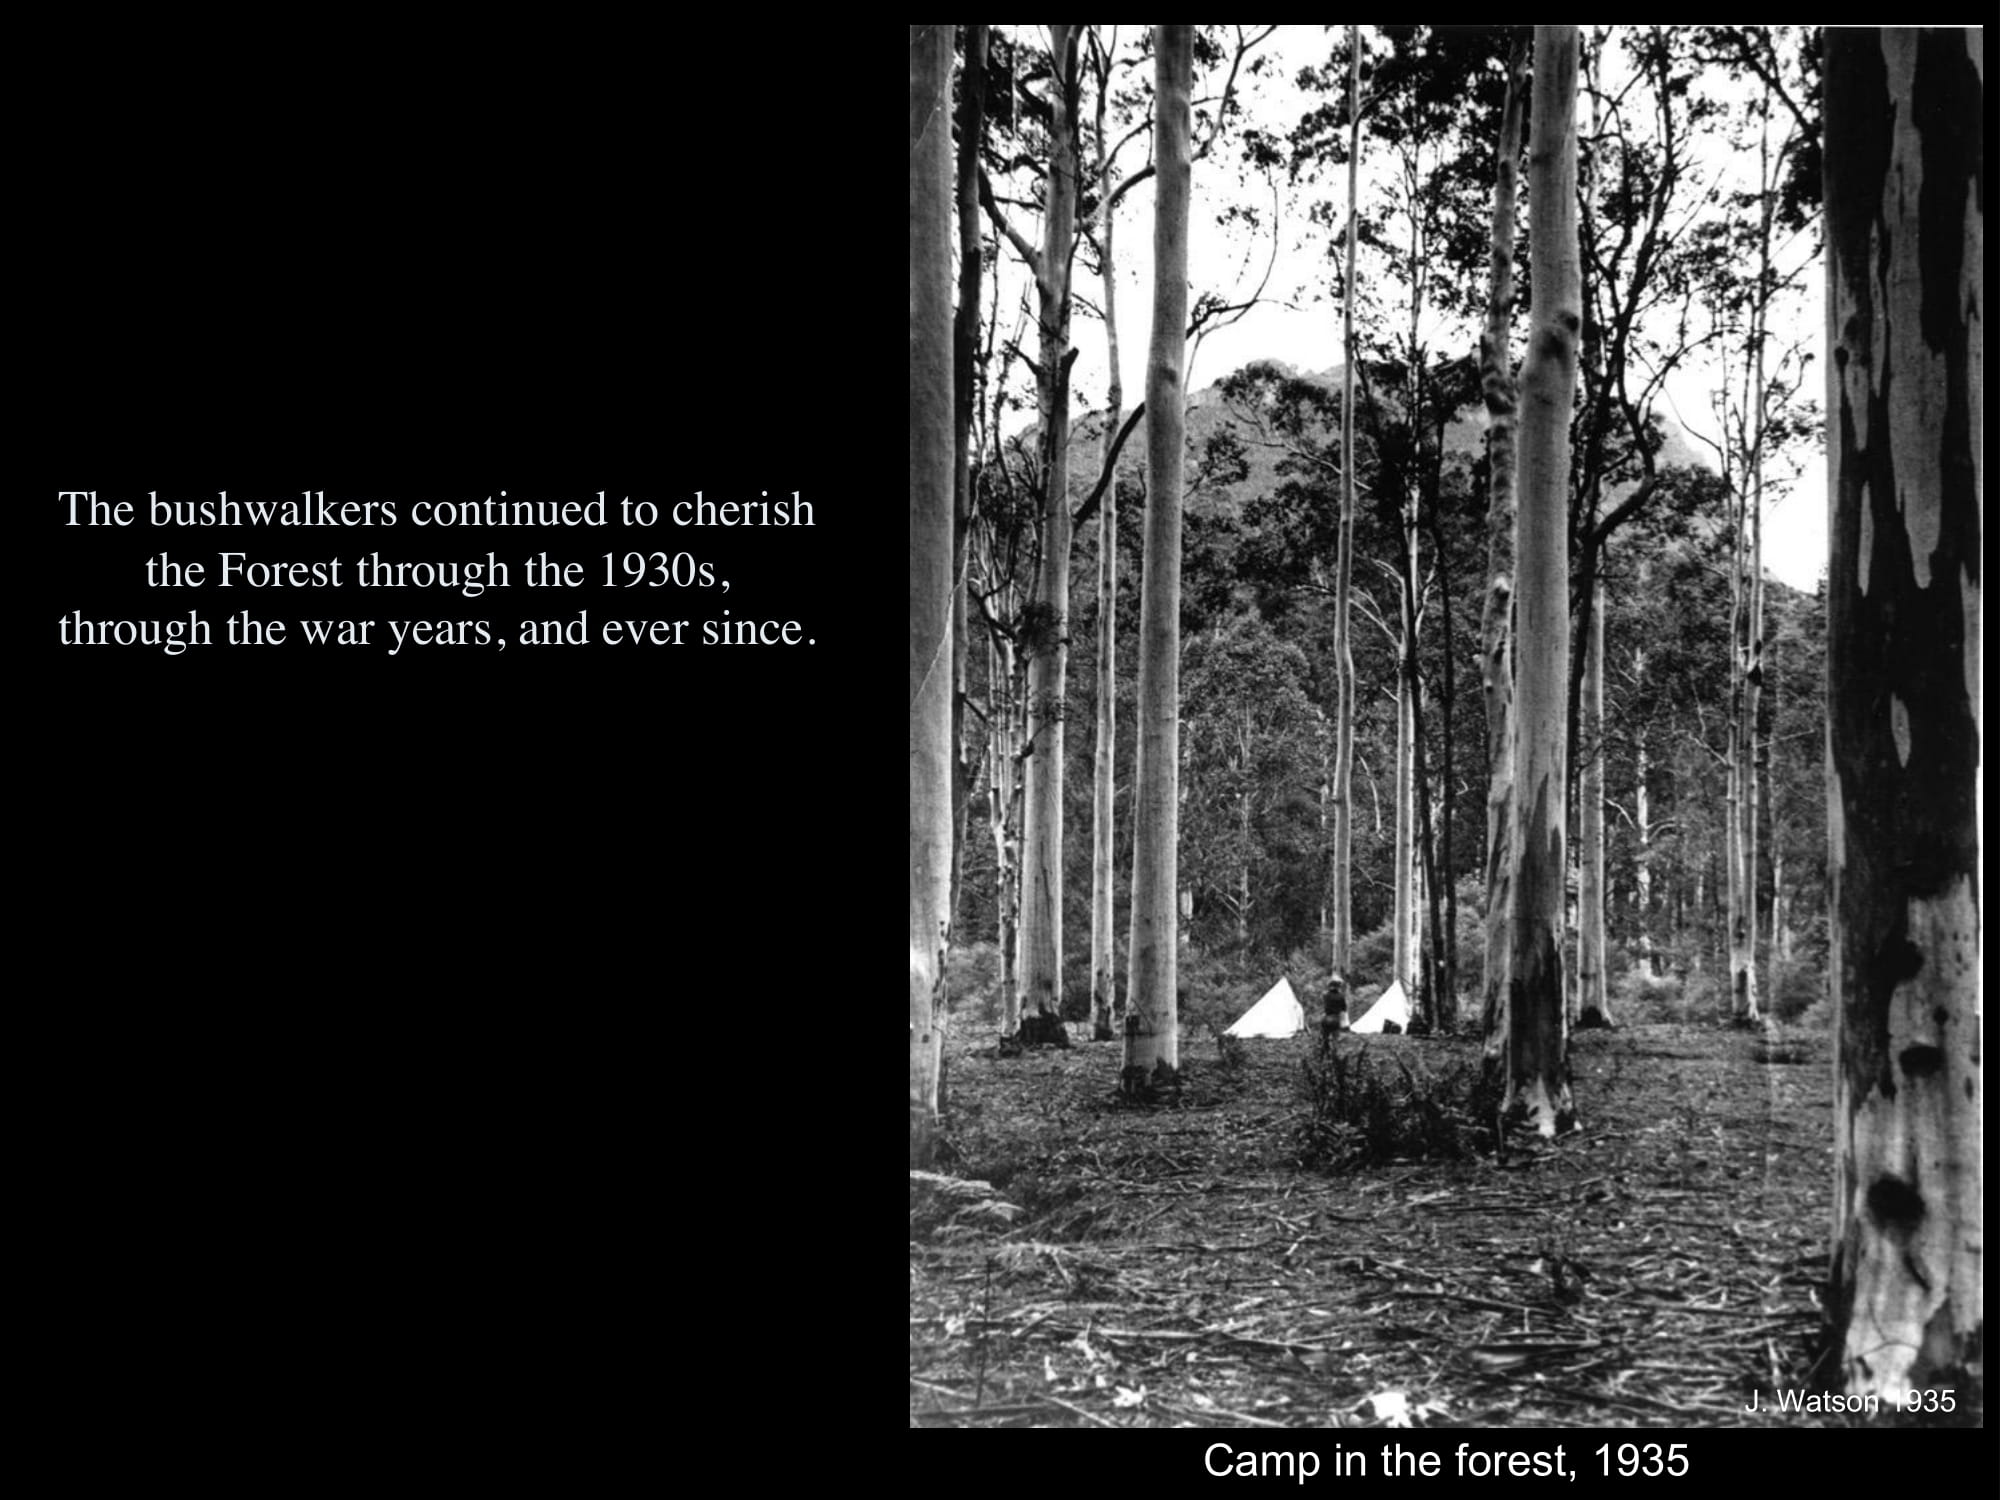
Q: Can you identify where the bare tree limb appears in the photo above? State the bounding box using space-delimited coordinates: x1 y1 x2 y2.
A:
978 168 1043 274
1070 401 1147 530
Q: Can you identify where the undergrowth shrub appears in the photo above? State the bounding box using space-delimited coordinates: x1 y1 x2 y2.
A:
1768 956 1826 1022
1295 1039 1501 1170
1348 920 1396 988
1679 968 1725 1021
1794 992 1834 1032
1611 966 1683 1019
946 941 1003 1025
1282 947 1331 1011
1179 948 1265 1035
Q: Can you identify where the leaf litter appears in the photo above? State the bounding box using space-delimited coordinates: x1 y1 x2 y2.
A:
909 1018 1972 1428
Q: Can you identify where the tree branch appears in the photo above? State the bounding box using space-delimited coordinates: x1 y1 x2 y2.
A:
1590 473 1659 551
1103 162 1157 217
1719 28 1816 148
1193 25 1278 160
978 168 1042 274
1070 401 1146 530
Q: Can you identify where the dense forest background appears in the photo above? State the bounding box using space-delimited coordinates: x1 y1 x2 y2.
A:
956 382 1830 1024
950 25 1829 1034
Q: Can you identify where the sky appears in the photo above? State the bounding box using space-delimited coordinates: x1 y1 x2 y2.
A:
989 25 1831 589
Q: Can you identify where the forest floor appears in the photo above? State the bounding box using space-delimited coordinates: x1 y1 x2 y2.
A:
910 1014 1978 1430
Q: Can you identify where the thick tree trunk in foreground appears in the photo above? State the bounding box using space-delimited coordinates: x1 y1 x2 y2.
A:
1478 35 1527 1054
1015 24 1081 1043
1500 25 1580 1137
1822 25 1982 1406
1122 24 1192 1097
1577 577 1610 1027
909 24 955 1166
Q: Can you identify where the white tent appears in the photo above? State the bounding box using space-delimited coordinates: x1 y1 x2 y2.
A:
1349 980 1410 1034
1224 977 1304 1038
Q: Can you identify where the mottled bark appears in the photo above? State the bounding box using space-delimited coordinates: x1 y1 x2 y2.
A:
1122 24 1192 1096
1822 26 1982 1406
909 24 955 1165
1502 26 1580 1137
1479 35 1528 1054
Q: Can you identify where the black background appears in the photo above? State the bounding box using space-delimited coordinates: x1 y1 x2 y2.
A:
27 25 892 1419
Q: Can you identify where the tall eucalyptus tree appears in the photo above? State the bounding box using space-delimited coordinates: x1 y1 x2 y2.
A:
909 24 955 1164
1121 23 1193 1097
1501 25 1581 1136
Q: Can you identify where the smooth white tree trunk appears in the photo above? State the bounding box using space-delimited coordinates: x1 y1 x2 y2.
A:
1122 24 1192 1095
909 24 955 1165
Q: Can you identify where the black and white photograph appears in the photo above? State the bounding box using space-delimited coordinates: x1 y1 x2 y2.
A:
909 25 1983 1448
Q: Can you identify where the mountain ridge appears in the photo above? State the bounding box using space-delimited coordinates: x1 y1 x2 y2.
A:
1058 358 1715 535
